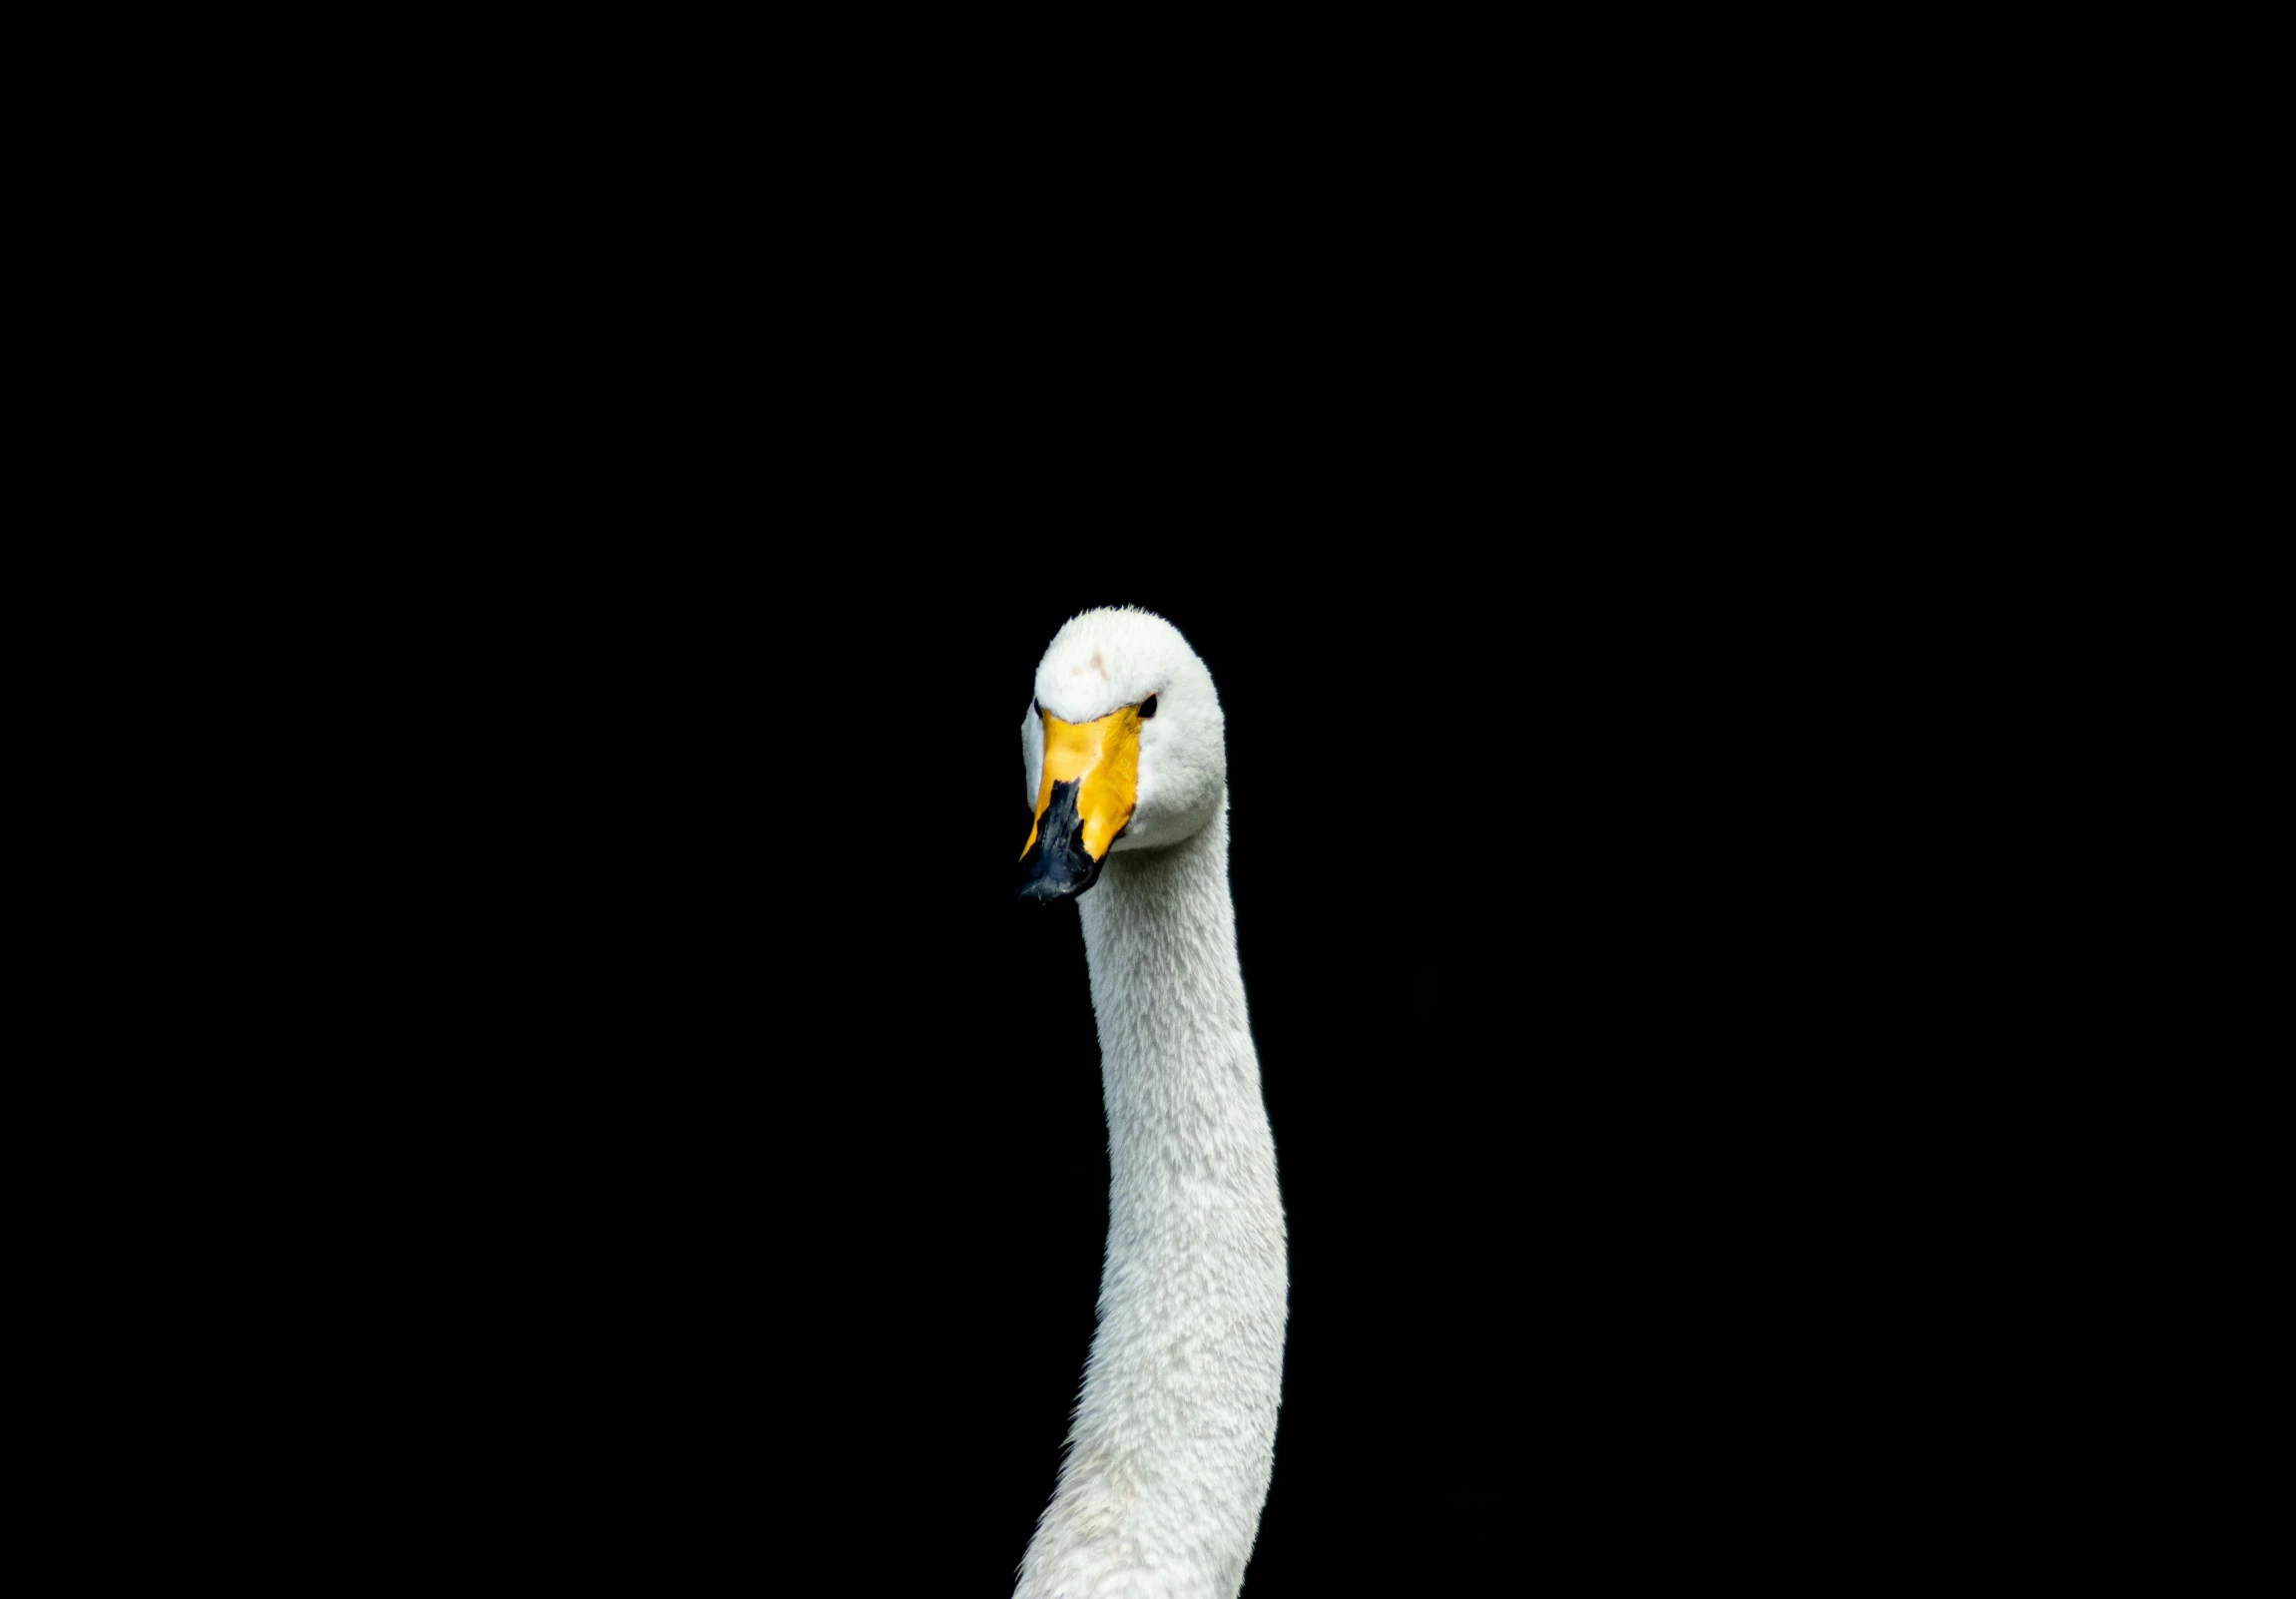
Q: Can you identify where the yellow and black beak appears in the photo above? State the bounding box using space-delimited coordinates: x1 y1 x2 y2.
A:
1019 705 1143 902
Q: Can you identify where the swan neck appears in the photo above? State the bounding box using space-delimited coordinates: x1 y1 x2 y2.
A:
1079 808 1251 1129
1018 801 1287 1599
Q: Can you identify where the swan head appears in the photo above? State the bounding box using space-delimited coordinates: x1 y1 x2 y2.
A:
1018 607 1226 901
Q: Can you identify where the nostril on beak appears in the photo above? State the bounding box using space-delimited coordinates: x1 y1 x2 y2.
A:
1019 780 1102 902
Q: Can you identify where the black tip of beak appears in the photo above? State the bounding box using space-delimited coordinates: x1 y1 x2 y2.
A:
1019 779 1104 902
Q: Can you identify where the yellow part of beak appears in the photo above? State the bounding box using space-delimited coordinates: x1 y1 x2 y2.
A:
1022 705 1143 863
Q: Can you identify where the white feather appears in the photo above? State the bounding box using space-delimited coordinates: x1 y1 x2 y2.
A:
1016 610 1288 1599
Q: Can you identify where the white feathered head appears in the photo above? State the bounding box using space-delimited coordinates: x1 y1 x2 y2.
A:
1019 608 1226 900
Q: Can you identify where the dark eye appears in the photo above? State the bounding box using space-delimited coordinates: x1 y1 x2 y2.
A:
1139 694 1158 720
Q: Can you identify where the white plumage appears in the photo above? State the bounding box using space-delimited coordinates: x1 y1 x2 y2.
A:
1015 609 1288 1599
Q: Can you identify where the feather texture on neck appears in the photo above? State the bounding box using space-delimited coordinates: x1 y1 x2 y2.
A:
1016 803 1288 1599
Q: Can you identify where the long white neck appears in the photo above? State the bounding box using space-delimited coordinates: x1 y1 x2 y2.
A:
1016 803 1288 1599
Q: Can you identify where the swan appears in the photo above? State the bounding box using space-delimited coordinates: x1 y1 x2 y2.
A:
1012 608 1288 1599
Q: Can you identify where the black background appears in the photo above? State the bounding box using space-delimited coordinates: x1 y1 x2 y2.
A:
79 51 2100 1587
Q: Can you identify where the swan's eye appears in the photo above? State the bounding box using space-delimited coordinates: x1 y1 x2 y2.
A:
1139 694 1158 720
